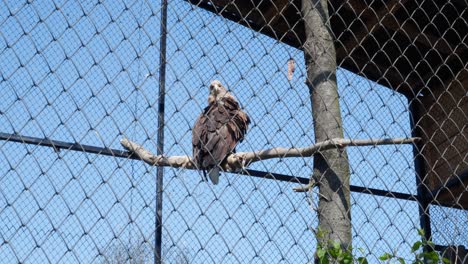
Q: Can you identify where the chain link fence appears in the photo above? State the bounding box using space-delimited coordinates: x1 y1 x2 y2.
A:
0 0 466 263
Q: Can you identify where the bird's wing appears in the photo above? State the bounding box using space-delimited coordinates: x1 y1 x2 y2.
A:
192 98 250 171
223 97 250 142
192 113 206 147
201 106 233 168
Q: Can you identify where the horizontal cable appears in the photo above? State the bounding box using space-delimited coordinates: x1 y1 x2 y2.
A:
0 131 417 201
0 132 137 159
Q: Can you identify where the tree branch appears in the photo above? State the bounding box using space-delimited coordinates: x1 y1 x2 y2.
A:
120 137 421 171
120 138 196 169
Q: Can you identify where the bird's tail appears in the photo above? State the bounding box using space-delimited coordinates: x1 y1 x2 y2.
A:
208 167 220 185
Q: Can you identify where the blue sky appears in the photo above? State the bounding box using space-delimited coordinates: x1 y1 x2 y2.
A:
0 0 466 263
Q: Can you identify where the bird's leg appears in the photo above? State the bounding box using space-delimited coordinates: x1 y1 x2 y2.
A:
229 149 246 172
235 154 248 172
241 158 246 170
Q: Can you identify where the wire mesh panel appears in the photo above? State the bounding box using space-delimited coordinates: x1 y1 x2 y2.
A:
0 0 467 263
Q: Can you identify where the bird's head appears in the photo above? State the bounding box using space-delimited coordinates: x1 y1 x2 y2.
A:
208 80 232 104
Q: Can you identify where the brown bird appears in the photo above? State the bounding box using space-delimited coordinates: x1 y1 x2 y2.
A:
192 80 250 184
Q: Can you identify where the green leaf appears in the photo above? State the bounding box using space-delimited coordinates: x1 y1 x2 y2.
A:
340 251 353 263
397 257 406 264
417 229 425 237
424 251 440 263
316 226 326 240
326 242 342 259
317 248 327 259
357 248 366 254
411 241 422 252
379 252 393 261
318 256 329 264
340 254 353 264
328 247 341 258
333 241 341 250
357 257 368 264
442 257 451 264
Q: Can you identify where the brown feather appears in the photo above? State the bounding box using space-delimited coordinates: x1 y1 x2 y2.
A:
192 81 250 183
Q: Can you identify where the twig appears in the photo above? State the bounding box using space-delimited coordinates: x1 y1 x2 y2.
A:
292 180 317 192
292 177 330 201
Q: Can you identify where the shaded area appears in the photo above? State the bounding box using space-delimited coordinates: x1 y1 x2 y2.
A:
186 0 468 210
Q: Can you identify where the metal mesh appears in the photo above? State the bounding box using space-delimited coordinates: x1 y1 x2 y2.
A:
0 0 466 263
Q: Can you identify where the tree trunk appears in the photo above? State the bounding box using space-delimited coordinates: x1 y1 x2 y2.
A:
301 0 352 253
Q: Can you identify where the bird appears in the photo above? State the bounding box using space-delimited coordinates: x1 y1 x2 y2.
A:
192 80 250 184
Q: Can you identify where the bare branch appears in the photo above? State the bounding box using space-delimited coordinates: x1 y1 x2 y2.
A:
120 138 196 169
292 180 317 192
120 137 421 172
228 137 421 167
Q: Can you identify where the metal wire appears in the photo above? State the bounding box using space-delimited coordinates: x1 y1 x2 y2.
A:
0 0 466 263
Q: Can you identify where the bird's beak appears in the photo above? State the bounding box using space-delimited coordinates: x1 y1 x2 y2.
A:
209 84 217 95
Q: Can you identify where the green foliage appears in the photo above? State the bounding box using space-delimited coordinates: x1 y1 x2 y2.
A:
315 229 450 264
405 229 450 264
315 238 366 264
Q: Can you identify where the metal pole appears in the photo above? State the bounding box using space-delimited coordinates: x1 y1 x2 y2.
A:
155 0 168 263
408 96 432 249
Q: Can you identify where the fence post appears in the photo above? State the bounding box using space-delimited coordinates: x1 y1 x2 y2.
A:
155 0 168 263
408 96 432 250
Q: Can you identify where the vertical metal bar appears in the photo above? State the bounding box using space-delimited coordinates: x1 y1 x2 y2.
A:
155 0 168 263
408 96 432 248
